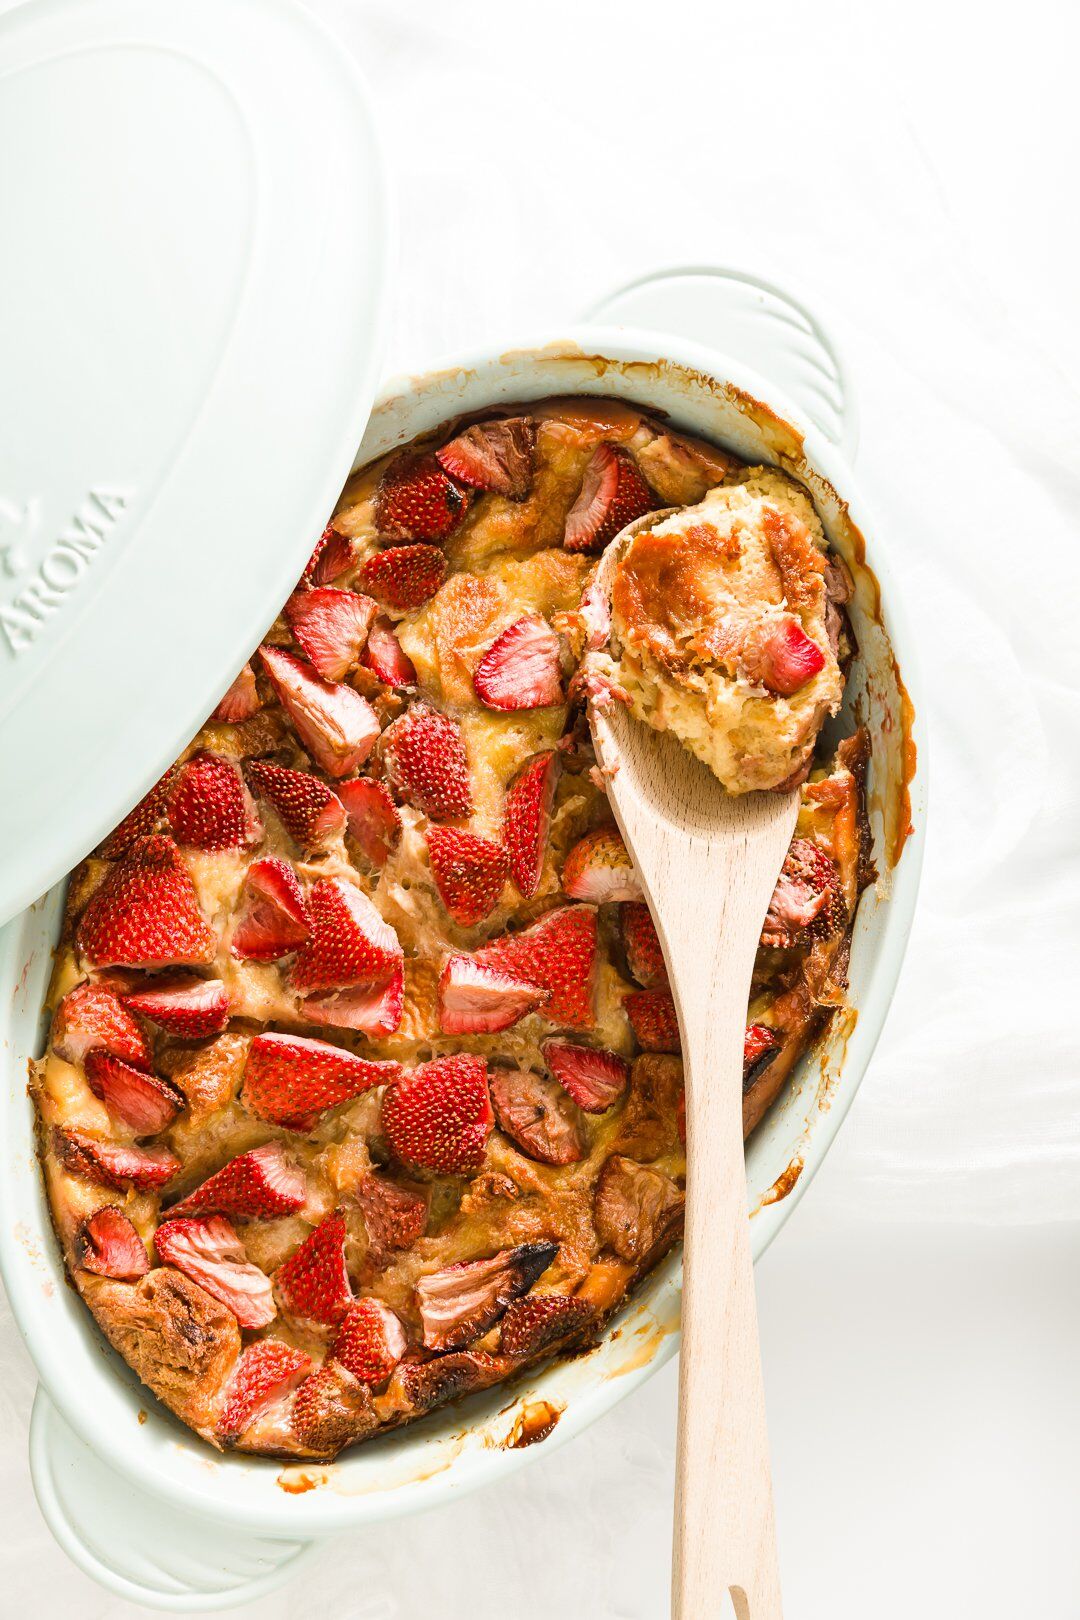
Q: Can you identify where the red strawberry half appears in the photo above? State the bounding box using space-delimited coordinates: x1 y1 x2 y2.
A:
74 1206 149 1280
563 443 656 554
748 617 827 696
438 955 548 1035
415 1241 556 1351
427 826 508 926
259 644 380 778
435 417 537 500
561 825 642 903
360 616 418 687
84 1050 185 1135
275 1210 353 1325
499 1293 594 1357
760 838 843 949
291 878 402 995
168 1141 306 1220
167 752 259 851
155 1215 276 1329
355 1175 428 1268
77 835 217 970
358 544 447 611
624 988 681 1053
332 1298 407 1388
121 975 230 1038
621 901 667 987
542 1039 628 1113
244 759 346 850
375 451 471 543
302 524 355 587
743 1022 782 1088
503 750 559 899
473 615 564 711
95 773 172 859
231 856 310 962
475 904 598 1029
380 704 471 821
52 981 150 1070
302 965 404 1038
284 587 377 682
211 662 261 724
242 1031 400 1127
382 1054 493 1174
337 777 401 867
218 1340 313 1440
54 1128 180 1190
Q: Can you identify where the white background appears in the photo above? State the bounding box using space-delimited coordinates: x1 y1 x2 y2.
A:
3 0 1079 1613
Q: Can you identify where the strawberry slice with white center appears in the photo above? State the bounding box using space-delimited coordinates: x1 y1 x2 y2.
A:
74 1206 149 1280
230 855 310 962
473 615 564 711
217 1340 313 1440
427 826 508 926
244 759 346 850
746 617 827 696
620 901 668 987
259 645 380 778
84 1050 185 1134
301 524 356 586
358 544 447 611
331 1298 407 1388
563 443 656 554
284 587 377 682
77 835 217 970
561 825 642 903
435 417 537 500
301 964 404 1038
359 615 418 688
275 1210 353 1325
438 955 548 1035
743 1023 781 1088
542 1039 629 1113
415 1241 556 1351
167 752 260 851
167 1141 306 1220
155 1214 276 1329
380 704 471 820
382 1054 493 1174
121 975 230 1038
54 1127 180 1190
624 988 681 1053
95 772 173 859
52 981 151 1070
499 1293 594 1358
210 662 261 724
290 878 402 996
760 838 843 948
475 904 598 1029
242 1031 400 1127
375 451 471 543
503 750 559 900
337 777 401 867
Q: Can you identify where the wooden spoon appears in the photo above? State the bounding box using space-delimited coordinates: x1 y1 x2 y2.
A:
587 515 791 1620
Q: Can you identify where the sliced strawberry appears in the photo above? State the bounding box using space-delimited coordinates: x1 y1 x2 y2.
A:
291 878 402 995
375 451 471 543
244 759 346 850
284 588 377 682
360 615 418 688
302 524 356 586
337 776 401 867
52 981 150 1070
275 1210 352 1324
415 1241 556 1351
427 826 508 926
380 704 471 821
499 1293 594 1357
561 825 642 903
74 1206 149 1279
475 904 598 1029
167 752 259 851
435 417 537 500
259 644 380 778
168 1141 306 1220
95 773 172 859
743 1022 782 1088
624 988 681 1053
331 1298 407 1388
302 965 404 1037
358 544 447 611
54 1128 180 1190
489 1066 585 1166
748 617 827 696
620 901 667 987
121 975 230 1038
503 750 559 900
473 615 564 711
155 1214 276 1329
542 1039 628 1113
382 1054 493 1174
290 1360 377 1453
563 443 656 554
78 835 216 970
218 1340 312 1440
760 838 843 948
210 663 261 724
231 856 310 962
84 1050 184 1134
438 955 548 1035
355 1175 428 1267
242 1031 400 1128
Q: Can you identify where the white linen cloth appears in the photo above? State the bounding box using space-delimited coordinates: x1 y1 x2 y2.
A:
1 0 1077 1613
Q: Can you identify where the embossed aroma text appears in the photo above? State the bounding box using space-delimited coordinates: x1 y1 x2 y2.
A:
0 487 131 657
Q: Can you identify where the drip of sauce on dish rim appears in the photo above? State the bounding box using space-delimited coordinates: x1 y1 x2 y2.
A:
504 1399 563 1449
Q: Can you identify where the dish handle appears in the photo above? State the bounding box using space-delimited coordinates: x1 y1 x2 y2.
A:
29 1387 324 1612
582 264 859 462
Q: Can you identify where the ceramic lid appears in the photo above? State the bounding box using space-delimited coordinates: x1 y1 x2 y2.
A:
0 0 389 926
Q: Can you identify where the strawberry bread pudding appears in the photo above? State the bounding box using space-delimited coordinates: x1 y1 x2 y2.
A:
33 398 872 1460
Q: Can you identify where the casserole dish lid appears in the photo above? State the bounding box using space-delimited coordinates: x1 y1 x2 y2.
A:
0 0 389 927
